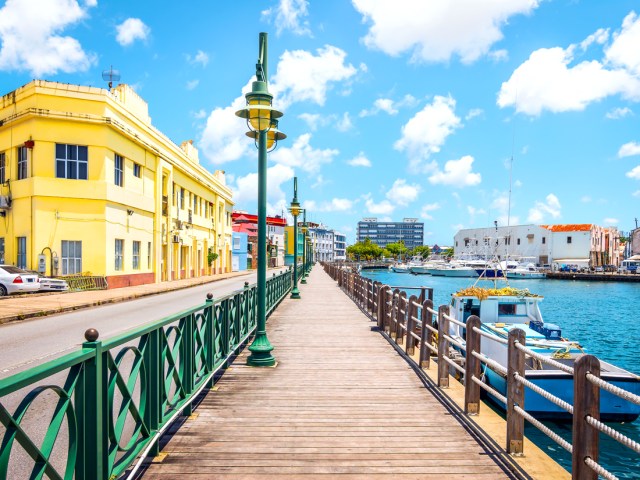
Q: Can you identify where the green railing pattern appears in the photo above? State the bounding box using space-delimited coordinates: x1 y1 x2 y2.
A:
0 269 293 480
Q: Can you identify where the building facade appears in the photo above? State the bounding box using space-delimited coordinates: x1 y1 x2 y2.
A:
357 218 424 249
284 226 304 266
309 225 334 262
231 232 248 272
334 232 346 261
0 81 233 287
232 212 286 268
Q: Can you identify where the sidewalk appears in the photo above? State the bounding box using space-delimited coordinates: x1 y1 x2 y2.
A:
0 270 254 325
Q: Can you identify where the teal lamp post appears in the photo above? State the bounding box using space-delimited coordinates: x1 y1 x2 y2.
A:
301 210 308 284
235 32 285 367
288 177 301 299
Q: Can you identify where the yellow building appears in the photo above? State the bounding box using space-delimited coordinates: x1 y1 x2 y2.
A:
0 80 233 288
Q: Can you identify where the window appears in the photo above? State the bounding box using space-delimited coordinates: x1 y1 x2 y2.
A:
233 236 241 250
132 241 140 270
17 147 28 180
542 237 546 245
0 237 4 263
16 237 26 269
61 240 82 274
133 163 142 178
180 188 185 209
56 144 88 180
567 236 572 244
114 153 124 187
115 239 124 271
0 152 5 183
147 242 151 269
517 238 520 245
193 195 198 214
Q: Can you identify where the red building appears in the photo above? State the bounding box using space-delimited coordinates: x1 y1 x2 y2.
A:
232 212 287 268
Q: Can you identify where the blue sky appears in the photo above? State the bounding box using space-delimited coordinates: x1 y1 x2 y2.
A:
1 0 639 244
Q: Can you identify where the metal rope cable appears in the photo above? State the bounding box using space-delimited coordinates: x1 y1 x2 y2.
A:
515 341 574 374
513 405 573 454
583 457 619 480
471 326 508 345
585 415 640 454
586 373 640 405
513 372 574 414
471 375 507 404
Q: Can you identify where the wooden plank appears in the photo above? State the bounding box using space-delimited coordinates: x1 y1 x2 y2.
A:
140 268 520 479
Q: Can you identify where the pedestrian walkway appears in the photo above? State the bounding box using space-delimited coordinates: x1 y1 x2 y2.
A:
138 267 526 479
0 270 252 325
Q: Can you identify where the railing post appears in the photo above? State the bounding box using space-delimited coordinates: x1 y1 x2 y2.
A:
182 313 195 416
206 293 215 388
464 315 482 415
389 289 400 336
143 325 162 456
437 305 449 388
396 292 407 345
76 328 108 480
507 328 525 454
406 295 417 356
572 355 600 480
419 299 433 369
377 285 387 330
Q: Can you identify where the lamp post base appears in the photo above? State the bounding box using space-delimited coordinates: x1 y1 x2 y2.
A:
290 287 301 299
247 333 276 367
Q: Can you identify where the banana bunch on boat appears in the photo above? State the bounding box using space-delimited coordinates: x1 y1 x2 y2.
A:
454 286 540 300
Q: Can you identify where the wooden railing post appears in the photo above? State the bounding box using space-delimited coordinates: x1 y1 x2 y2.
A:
419 300 433 368
464 315 481 415
396 292 407 345
389 289 400 337
437 305 449 388
572 355 600 480
507 328 525 454
377 286 387 330
406 295 417 356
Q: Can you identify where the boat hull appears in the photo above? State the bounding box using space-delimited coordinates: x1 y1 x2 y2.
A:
506 271 546 279
475 268 504 278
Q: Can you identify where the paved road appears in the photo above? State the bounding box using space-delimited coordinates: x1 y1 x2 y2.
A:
0 270 285 379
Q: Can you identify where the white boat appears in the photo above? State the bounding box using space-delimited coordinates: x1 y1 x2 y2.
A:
389 264 411 273
438 265 478 277
506 263 546 279
445 286 640 421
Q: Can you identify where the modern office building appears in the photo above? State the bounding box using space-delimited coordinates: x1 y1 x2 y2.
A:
0 80 234 287
356 218 424 249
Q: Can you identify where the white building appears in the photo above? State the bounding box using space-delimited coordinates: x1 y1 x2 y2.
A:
309 225 335 262
334 232 346 261
453 223 621 268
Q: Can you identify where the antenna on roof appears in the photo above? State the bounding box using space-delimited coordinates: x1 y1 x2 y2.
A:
102 66 121 89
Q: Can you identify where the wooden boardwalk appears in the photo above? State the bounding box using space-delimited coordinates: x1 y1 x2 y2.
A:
140 267 527 479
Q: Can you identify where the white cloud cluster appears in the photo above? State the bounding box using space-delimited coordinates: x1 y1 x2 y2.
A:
352 0 539 64
262 0 311 37
606 107 633 119
0 0 96 76
347 152 371 167
364 196 395 215
421 202 441 220
232 164 295 215
298 111 352 132
394 95 461 172
428 155 481 187
527 194 561 222
385 179 420 206
627 166 640 180
604 217 619 225
269 133 339 173
116 18 150 46
188 50 209 67
498 12 640 115
619 141 640 157
359 94 417 117
304 198 353 212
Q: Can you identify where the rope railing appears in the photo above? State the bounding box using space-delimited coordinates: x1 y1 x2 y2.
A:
321 261 639 480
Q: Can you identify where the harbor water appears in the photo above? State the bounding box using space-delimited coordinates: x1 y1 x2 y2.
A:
361 268 640 479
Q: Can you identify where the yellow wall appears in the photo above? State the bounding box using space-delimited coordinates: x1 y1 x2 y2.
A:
0 81 234 286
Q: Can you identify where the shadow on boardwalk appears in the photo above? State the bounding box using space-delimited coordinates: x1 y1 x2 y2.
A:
137 267 530 479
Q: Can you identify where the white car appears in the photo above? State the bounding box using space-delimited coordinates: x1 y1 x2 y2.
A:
0 265 41 296
38 276 69 292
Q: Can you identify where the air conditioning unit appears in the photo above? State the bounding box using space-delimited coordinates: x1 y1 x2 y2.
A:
175 220 183 230
172 234 181 244
0 196 11 210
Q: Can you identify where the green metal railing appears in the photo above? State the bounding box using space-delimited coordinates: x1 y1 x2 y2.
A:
0 269 293 480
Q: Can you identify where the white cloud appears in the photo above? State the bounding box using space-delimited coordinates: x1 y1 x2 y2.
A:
364 195 395 215
618 141 640 158
627 165 640 179
386 179 420 206
499 14 640 116
428 155 481 187
347 152 371 167
233 164 295 215
0 0 96 76
188 50 209 67
394 95 461 172
580 28 609 51
527 194 562 223
305 198 353 212
467 205 487 220
604 218 619 225
272 45 359 109
262 0 311 37
489 49 508 62
298 113 323 130
116 18 150 46
336 112 353 132
359 94 418 117
514 180 523 187
353 0 539 64
581 195 592 203
465 108 483 120
186 79 199 90
633 190 640 197
606 107 633 119
421 202 441 220
269 133 338 174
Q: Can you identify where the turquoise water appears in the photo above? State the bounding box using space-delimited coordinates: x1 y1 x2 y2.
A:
361 269 640 478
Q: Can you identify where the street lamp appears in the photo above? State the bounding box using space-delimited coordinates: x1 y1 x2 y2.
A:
301 209 308 284
288 177 301 299
235 32 285 367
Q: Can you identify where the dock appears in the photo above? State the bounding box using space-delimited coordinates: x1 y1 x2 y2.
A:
139 267 567 479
